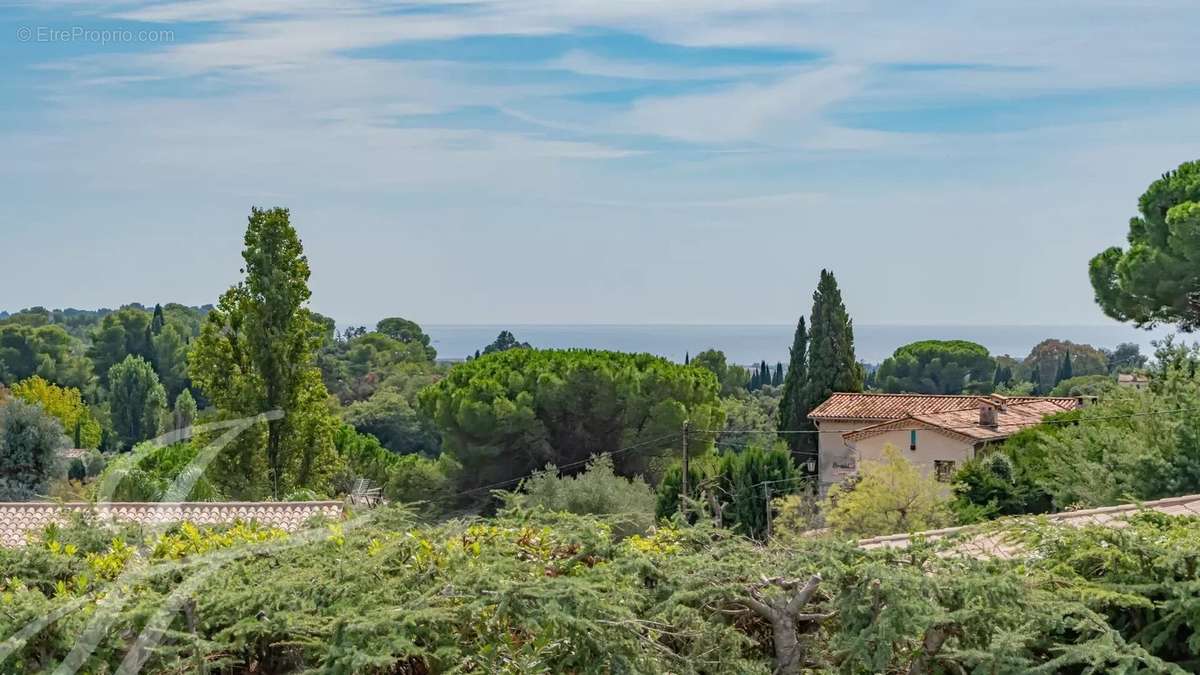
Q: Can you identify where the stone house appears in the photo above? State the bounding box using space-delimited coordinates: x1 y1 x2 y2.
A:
808 393 1081 489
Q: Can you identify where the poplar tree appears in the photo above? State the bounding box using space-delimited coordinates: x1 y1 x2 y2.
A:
189 207 338 498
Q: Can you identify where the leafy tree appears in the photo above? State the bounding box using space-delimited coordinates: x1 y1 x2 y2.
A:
108 355 167 449
1022 339 1107 389
87 307 153 386
9 375 101 448
343 389 440 455
419 348 723 491
331 424 455 508
1090 159 1200 329
172 389 197 432
875 339 996 394
150 323 190 401
0 323 92 390
1107 342 1148 372
690 349 750 396
509 454 657 536
716 391 778 450
0 399 66 500
777 316 808 449
1049 374 1115 397
375 317 436 360
189 207 339 498
481 330 531 355
823 445 951 537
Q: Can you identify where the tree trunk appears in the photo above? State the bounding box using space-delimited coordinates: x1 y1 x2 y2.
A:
772 615 803 675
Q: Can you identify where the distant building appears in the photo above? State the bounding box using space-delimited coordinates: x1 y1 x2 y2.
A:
808 393 1081 489
1117 372 1150 391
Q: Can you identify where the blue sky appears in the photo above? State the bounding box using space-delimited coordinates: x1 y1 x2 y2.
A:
3 0 1200 326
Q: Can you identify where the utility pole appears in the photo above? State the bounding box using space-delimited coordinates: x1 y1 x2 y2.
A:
680 419 690 517
764 484 772 540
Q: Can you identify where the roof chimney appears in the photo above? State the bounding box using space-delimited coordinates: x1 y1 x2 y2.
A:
979 402 999 428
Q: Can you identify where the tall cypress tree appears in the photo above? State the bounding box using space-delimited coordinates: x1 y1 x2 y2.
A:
1056 351 1073 384
772 362 784 386
758 361 770 390
150 303 166 335
795 270 863 454
778 316 808 448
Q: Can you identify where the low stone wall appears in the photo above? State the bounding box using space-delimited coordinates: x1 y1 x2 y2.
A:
0 501 344 547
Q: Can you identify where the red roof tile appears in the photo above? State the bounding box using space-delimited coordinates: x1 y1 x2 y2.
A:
0 501 344 547
842 398 1078 443
808 392 1078 421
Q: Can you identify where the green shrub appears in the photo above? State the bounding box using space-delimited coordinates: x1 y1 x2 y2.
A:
657 442 799 540
66 459 86 482
0 505 1195 672
0 399 66 500
508 454 657 536
97 441 224 502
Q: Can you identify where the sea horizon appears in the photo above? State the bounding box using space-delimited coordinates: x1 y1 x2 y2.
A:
424 323 1181 366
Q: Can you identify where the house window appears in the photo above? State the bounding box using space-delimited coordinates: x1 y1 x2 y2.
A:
909 430 917 451
934 460 956 483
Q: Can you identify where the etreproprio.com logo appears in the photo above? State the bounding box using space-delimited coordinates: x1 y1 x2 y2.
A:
16 25 175 45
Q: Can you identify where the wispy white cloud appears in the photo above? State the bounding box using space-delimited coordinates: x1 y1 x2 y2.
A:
5 0 1200 324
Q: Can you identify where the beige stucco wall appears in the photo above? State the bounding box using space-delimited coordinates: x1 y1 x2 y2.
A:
815 420 872 488
848 429 976 478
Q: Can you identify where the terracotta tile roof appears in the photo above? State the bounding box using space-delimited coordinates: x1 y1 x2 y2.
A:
808 392 1078 421
0 501 344 547
858 493 1200 558
842 397 1079 444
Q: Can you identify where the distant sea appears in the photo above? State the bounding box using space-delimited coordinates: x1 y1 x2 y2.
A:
425 324 1178 366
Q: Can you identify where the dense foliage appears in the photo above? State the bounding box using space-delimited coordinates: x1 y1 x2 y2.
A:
823 446 951 537
1091 159 1200 329
9 376 101 448
1 504 1199 673
875 339 996 394
690 349 750 396
0 400 66 500
189 207 340 499
508 454 657 536
657 443 799 540
419 348 723 490
107 354 168 450
779 270 862 458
